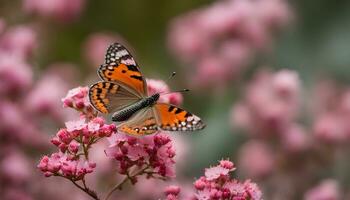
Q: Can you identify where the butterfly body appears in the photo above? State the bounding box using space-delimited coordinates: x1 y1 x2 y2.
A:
112 93 160 122
89 43 205 136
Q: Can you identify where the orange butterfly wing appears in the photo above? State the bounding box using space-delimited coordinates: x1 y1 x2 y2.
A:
154 103 206 131
118 108 158 136
89 81 140 114
98 43 147 96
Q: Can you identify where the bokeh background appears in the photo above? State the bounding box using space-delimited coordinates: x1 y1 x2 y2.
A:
1 0 350 199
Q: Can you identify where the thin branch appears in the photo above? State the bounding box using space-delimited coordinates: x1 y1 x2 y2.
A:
104 166 149 200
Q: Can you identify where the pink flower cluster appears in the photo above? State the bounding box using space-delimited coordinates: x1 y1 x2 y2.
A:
23 0 86 23
38 152 96 179
231 69 310 178
232 69 301 137
304 179 341 200
0 24 36 96
38 87 116 182
105 133 176 179
312 80 350 144
62 86 97 117
164 160 262 200
52 117 115 152
164 185 181 200
168 0 292 88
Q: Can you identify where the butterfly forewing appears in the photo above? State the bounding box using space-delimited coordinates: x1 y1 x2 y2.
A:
89 81 140 114
153 103 206 131
98 43 147 97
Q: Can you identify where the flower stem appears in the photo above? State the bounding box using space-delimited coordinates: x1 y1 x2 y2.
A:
69 179 100 200
104 166 149 200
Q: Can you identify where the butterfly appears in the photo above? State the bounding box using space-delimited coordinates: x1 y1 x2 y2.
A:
88 43 205 136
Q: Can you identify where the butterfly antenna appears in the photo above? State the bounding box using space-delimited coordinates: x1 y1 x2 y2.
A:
166 71 177 83
160 88 190 95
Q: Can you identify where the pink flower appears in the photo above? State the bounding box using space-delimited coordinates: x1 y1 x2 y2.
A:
238 140 275 178
305 179 341 200
25 66 73 120
0 25 37 59
38 152 96 180
191 160 262 200
1 151 31 184
281 124 309 153
23 0 86 23
165 185 181 196
147 79 183 105
204 165 231 181
105 133 176 178
83 33 126 67
65 118 86 132
168 0 292 88
0 53 32 96
62 86 96 116
313 114 347 144
231 69 301 137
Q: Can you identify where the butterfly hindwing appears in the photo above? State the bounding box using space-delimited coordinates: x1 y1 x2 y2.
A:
98 43 147 97
89 81 140 114
119 108 158 136
153 103 205 131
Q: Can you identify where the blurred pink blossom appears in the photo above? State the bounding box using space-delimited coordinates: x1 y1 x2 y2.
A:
304 179 341 200
281 124 309 153
311 81 350 144
1 151 31 184
168 0 292 88
165 185 181 200
23 0 86 23
147 79 183 105
83 33 127 67
231 69 301 137
0 53 32 96
0 25 37 60
25 65 75 121
238 140 275 178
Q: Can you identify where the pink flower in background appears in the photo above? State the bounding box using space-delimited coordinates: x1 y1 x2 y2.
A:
147 79 183 105
0 25 37 60
304 179 341 200
83 33 127 67
0 101 29 140
1 151 31 184
23 0 85 23
168 0 292 88
164 185 181 200
25 65 76 121
231 69 301 137
0 53 32 96
238 140 275 178
309 81 350 144
281 124 309 153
